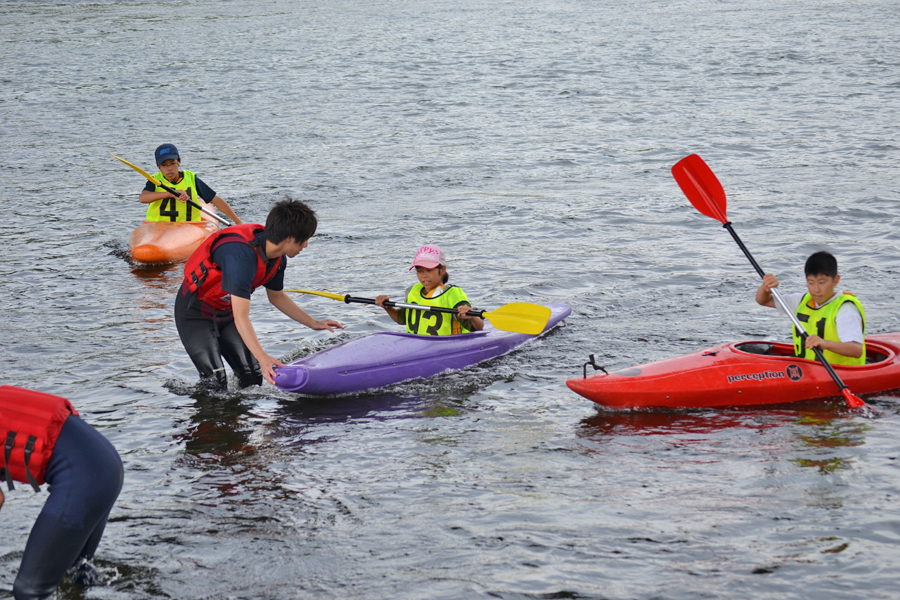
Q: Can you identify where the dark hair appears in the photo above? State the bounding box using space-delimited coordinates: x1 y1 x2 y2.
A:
805 251 838 278
265 197 317 244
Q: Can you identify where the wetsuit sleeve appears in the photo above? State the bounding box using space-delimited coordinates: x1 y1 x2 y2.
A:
193 175 217 203
212 243 258 300
835 302 864 344
263 258 286 292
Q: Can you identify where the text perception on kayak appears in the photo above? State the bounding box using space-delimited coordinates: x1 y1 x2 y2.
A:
727 365 804 385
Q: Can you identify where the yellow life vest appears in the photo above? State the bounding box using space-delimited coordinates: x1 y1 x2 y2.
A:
792 292 866 366
145 170 203 222
401 284 473 336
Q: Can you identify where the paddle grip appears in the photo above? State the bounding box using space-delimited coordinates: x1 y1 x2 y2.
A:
723 224 855 395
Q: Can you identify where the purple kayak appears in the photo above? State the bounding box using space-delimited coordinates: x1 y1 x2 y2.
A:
274 303 571 395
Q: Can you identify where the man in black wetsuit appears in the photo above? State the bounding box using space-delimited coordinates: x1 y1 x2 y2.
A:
175 198 343 390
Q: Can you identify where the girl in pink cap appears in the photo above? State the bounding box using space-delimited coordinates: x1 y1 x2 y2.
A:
375 244 484 335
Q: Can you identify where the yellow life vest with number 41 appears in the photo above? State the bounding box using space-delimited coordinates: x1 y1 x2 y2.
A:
146 170 202 222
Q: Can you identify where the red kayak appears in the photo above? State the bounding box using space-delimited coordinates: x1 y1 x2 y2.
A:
567 333 900 409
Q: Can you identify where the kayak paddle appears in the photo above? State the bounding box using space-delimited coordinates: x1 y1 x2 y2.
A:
110 153 231 226
286 289 552 335
671 153 866 409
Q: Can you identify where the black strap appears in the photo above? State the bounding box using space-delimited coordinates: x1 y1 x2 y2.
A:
794 325 806 359
23 435 40 492
4 431 15 491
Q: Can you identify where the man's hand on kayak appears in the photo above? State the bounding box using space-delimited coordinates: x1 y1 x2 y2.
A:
258 353 285 385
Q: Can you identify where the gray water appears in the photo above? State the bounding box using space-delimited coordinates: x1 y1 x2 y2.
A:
2 0 900 598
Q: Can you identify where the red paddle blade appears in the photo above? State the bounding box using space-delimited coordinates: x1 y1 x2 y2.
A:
672 154 729 224
842 388 866 409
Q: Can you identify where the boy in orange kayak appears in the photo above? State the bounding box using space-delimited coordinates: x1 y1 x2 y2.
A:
755 250 866 365
138 143 243 224
375 244 484 335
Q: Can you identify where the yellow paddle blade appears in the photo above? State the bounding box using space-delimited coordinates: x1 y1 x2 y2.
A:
284 289 348 302
483 302 552 335
109 153 166 187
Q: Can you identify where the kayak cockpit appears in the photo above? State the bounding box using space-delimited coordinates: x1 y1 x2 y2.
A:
733 341 892 365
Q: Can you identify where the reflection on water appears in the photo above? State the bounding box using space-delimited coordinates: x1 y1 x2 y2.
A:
274 393 427 425
176 394 257 462
131 263 182 313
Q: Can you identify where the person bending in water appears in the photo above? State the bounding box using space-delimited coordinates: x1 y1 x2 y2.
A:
755 250 866 365
176 198 343 390
138 143 243 224
375 244 484 335
0 386 123 600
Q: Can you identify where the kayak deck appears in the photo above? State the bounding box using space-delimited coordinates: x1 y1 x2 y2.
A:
567 333 900 409
276 303 571 395
129 219 218 264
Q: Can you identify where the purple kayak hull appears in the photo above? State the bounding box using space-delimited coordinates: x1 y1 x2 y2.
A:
274 303 571 395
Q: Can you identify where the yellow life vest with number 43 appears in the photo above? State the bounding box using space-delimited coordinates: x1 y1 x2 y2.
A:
401 284 474 336
146 170 202 222
792 292 866 366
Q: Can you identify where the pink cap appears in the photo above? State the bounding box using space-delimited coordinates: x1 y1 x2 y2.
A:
409 244 447 270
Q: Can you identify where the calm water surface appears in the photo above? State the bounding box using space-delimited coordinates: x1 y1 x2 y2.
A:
1 0 899 598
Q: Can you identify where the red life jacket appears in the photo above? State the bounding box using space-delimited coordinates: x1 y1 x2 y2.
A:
183 223 284 311
0 386 78 492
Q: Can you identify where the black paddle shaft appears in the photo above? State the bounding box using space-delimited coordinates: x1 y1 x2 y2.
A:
344 295 486 318
722 222 852 392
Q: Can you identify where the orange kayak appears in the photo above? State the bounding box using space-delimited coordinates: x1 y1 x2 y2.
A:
129 219 218 264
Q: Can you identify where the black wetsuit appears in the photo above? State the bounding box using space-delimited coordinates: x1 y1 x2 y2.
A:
12 415 123 600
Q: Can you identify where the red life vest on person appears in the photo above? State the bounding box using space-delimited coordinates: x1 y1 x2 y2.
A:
183 224 284 311
0 386 78 492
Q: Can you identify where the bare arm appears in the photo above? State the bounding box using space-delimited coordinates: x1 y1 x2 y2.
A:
375 295 401 324
231 293 344 385
266 289 344 331
755 273 778 308
805 337 864 359
139 188 189 204
210 195 243 225
231 296 282 384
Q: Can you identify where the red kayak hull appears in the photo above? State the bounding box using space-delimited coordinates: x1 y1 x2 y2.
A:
567 333 900 409
129 219 218 264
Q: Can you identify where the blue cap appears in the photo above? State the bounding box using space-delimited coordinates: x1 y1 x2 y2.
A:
154 143 180 165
